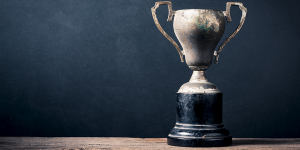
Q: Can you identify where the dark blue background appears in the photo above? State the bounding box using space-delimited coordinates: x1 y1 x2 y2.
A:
0 0 299 137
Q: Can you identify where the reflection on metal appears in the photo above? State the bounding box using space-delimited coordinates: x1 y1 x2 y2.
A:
173 9 225 71
178 71 221 93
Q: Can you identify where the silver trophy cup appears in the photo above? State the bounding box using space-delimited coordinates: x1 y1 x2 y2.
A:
151 1 247 147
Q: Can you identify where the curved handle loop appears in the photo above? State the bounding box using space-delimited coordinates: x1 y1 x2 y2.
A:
214 2 247 64
151 1 184 62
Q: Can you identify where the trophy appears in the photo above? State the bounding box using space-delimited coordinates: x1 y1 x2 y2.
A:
151 1 247 147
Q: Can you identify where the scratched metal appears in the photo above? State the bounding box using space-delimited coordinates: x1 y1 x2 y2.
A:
178 71 221 93
151 1 247 69
151 1 247 94
214 2 247 64
151 1 184 62
173 9 225 71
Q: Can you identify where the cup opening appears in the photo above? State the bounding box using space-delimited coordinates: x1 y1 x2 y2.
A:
176 9 222 12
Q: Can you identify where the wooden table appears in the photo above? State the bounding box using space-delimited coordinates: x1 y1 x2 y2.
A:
0 137 300 149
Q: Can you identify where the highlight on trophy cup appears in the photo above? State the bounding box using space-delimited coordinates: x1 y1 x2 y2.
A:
151 1 247 147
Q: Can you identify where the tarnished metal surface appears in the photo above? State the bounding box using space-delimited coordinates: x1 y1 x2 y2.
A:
151 1 247 94
215 2 247 64
151 1 247 69
151 1 184 62
174 9 225 70
178 71 221 93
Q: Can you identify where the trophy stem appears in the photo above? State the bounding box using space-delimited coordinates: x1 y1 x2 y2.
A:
178 71 220 94
189 71 207 82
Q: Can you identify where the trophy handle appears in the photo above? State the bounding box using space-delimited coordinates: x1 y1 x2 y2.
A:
151 1 184 62
214 2 247 64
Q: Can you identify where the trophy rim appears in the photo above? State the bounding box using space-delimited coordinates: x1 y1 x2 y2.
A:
176 9 223 12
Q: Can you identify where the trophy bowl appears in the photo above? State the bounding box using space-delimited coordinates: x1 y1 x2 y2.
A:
174 9 226 71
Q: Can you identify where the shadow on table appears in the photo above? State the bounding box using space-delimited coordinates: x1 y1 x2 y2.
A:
232 139 298 146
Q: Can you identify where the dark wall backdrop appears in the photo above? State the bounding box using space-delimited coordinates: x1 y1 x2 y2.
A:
0 0 299 138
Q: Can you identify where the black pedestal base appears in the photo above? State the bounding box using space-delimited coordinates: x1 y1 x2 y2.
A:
167 93 232 147
168 136 232 147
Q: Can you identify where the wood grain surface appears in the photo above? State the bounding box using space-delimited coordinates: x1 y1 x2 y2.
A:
0 137 300 150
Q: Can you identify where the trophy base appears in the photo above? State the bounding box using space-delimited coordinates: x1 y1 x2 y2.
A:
167 136 232 147
167 93 232 147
